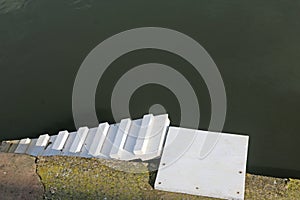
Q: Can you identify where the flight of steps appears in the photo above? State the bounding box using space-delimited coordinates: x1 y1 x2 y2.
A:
0 114 170 161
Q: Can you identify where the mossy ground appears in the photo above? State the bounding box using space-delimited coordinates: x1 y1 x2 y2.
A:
37 156 214 200
36 156 300 200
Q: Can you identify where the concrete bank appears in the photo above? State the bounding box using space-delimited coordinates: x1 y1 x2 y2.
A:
0 153 299 199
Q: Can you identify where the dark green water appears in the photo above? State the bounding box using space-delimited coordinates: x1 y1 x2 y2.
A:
0 0 300 178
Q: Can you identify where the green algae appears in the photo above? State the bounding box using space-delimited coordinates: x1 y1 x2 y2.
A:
36 156 214 199
36 156 300 200
286 179 300 199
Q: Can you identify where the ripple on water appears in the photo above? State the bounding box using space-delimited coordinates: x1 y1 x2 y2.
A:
0 0 30 14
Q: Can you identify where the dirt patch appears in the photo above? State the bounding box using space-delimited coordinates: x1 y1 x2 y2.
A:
0 153 44 200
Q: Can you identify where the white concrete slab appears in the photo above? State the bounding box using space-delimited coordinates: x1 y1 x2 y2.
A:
42 135 60 156
69 127 89 153
52 131 69 150
155 127 249 200
123 119 142 152
82 123 110 157
120 119 143 160
110 118 131 159
25 138 38 155
14 138 31 154
62 132 77 156
133 114 154 156
117 114 170 161
36 134 50 146
100 124 119 158
28 134 50 156
80 127 98 158
139 114 170 160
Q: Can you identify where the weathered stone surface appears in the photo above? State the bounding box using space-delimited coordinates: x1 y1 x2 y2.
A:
0 153 44 200
36 155 300 200
0 153 299 199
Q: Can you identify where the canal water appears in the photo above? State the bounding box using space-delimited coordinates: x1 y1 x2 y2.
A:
0 0 300 178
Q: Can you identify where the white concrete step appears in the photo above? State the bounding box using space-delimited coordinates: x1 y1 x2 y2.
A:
110 118 132 159
69 127 89 153
42 135 60 156
52 131 69 150
26 134 50 156
14 138 31 154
